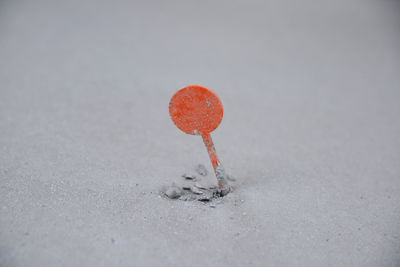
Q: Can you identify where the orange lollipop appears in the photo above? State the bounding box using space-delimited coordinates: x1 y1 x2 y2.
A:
169 85 230 195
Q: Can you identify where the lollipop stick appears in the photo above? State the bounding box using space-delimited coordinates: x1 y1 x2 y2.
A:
201 133 230 195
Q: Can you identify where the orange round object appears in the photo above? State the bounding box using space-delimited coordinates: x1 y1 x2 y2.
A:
169 85 223 135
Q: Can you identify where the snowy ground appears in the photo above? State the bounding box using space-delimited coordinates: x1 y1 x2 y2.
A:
1 0 400 266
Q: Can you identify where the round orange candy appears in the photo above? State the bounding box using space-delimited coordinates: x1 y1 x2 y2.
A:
169 85 223 135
